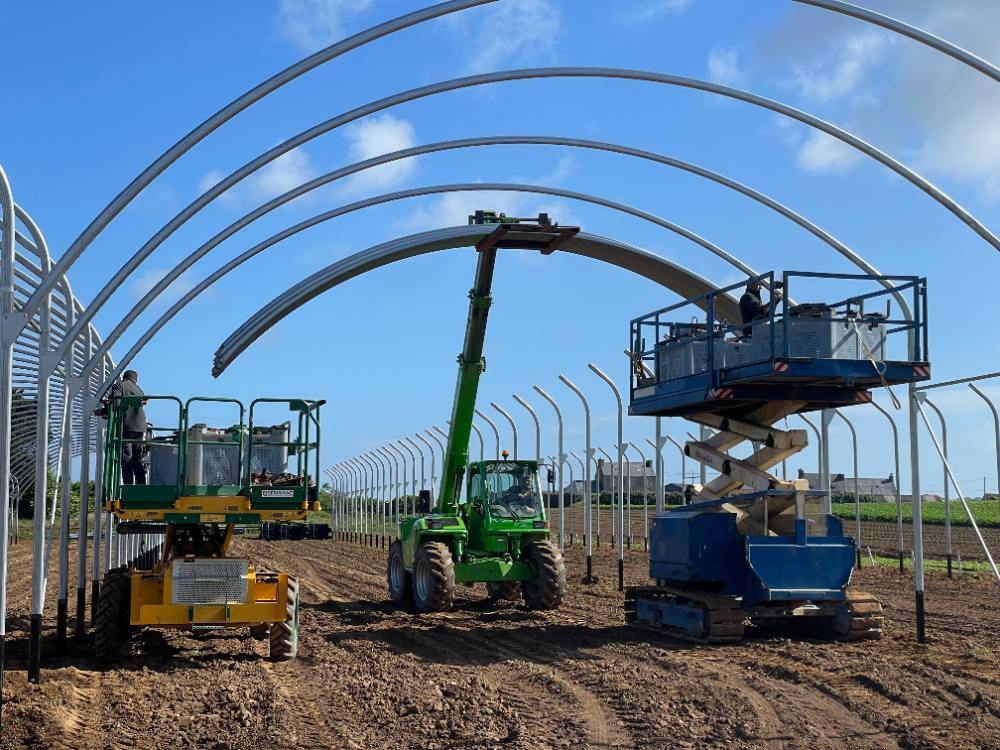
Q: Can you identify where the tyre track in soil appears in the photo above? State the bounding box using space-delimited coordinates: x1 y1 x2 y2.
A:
255 540 631 749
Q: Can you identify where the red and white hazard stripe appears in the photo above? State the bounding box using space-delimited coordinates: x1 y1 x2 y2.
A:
913 365 930 378
773 362 791 373
855 392 872 402
709 388 734 400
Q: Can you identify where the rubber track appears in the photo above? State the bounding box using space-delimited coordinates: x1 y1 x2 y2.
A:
625 585 745 643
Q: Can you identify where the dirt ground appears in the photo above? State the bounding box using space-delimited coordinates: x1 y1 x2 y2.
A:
1 537 999 750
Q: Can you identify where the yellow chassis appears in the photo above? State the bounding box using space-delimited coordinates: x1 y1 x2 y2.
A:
105 494 318 523
128 562 289 628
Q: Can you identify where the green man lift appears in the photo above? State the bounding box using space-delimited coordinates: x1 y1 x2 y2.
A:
387 211 578 612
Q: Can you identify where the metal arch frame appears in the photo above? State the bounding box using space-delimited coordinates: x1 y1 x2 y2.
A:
79 169 757 390
796 0 1000 84
52 63 997 371
22 0 495 321
85 124 936 383
87 179 753 398
212 224 740 376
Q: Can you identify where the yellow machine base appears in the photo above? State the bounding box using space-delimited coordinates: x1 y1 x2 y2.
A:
106 494 318 523
129 563 289 628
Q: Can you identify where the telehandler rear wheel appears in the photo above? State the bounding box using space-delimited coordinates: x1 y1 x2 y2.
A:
486 580 521 602
95 567 132 663
522 540 566 610
387 540 413 603
269 576 299 661
413 542 455 613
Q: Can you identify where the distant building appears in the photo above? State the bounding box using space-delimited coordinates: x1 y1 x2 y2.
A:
798 470 899 500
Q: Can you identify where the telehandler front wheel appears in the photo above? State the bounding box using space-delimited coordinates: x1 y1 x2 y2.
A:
486 580 521 602
269 576 299 661
95 567 132 663
522 540 566 611
413 542 455 613
387 540 413 603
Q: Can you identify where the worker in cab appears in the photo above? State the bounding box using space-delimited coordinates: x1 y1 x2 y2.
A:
740 279 782 339
109 370 148 485
503 475 537 515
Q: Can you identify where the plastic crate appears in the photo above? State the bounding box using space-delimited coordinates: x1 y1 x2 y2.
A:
187 424 243 486
250 423 290 476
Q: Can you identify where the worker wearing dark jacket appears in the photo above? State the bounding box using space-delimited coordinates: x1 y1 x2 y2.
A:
740 279 782 339
109 370 147 485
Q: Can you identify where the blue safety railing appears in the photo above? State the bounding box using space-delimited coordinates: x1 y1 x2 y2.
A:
629 271 927 396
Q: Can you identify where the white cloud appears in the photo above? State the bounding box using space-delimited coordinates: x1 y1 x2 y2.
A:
249 148 316 200
707 48 747 88
791 29 892 103
452 0 562 74
198 147 316 207
796 131 863 174
620 0 693 24
128 267 199 304
276 0 374 52
343 114 418 193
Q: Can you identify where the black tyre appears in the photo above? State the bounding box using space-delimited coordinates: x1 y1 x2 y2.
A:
521 540 566 610
412 542 455 613
387 540 413 603
95 567 132 663
269 576 300 661
485 580 521 602
249 623 269 640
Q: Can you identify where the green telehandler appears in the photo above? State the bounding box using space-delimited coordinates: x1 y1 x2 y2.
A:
387 211 577 612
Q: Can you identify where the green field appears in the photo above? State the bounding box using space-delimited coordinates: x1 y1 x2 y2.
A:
831 500 1000 528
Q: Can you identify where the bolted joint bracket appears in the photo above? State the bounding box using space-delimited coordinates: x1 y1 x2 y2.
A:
0 310 28 343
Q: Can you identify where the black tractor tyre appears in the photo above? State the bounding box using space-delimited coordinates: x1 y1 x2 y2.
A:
95 567 132 663
412 542 456 613
486 580 521 602
269 576 300 661
521 540 567 611
249 624 269 640
387 540 413 603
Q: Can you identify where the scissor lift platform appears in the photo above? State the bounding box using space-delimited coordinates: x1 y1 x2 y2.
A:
629 271 929 419
624 271 928 642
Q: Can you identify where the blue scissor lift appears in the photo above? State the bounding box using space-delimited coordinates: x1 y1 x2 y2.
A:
625 271 929 642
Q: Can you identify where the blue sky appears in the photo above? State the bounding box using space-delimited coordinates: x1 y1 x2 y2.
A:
4 0 1000 496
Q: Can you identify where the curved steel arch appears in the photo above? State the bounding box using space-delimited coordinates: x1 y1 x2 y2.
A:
92 181 755 396
211 224 741 376
24 0 494 319
81 168 759 380
55 65 993 360
796 0 1000 84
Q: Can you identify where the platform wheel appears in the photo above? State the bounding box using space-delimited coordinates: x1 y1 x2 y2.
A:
269 576 300 661
412 542 455 613
485 580 521 602
387 540 413 603
249 624 269 640
521 540 566 611
95 567 133 663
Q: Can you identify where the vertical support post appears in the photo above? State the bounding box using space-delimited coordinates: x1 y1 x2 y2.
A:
923 397 951 576
57 341 78 654
666 436 685 504
490 402 518 460
909 384 926 643
75 330 94 636
0 165 17 704
588 363 624 589
512 394 541 465
475 410 500 460
833 409 862 568
91 403 107 623
415 432 436 505
560 375 593 584
654 417 665 513
969 383 1000 505
871 400 904 573
534 386 565 551
820 409 833 513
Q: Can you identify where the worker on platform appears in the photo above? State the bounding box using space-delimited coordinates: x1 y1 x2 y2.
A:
109 370 148 485
740 279 782 339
